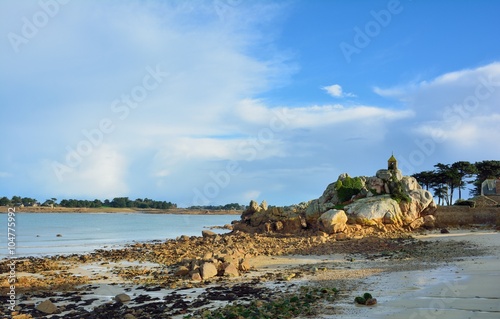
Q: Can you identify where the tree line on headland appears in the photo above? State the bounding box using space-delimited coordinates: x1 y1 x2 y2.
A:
0 196 177 209
411 160 500 206
0 196 246 211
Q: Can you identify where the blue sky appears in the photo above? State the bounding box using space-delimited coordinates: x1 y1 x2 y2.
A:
1 0 499 207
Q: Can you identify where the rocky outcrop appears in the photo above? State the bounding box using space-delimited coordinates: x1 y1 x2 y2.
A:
235 162 436 233
311 170 436 229
236 200 307 233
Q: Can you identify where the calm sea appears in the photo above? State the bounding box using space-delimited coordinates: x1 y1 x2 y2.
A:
0 213 238 258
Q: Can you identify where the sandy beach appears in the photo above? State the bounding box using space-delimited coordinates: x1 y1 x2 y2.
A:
1 227 499 318
331 230 500 319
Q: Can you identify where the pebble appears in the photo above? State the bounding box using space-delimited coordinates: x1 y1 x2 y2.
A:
115 293 131 303
35 300 58 314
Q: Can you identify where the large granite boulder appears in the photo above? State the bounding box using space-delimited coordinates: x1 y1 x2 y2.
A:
345 195 402 225
366 176 385 195
318 209 348 234
201 262 218 279
401 176 421 192
398 189 436 223
305 198 334 224
376 169 403 181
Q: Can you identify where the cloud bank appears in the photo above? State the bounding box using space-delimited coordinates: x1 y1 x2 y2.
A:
1 1 499 206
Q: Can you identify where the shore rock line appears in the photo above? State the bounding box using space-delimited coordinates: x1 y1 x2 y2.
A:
234 164 436 234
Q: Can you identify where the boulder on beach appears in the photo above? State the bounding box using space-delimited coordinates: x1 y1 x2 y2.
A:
36 300 58 314
115 293 131 303
175 266 190 276
318 209 348 234
223 263 240 277
201 262 218 279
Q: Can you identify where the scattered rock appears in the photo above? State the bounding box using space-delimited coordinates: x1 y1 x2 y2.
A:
409 217 425 230
202 230 217 239
36 300 58 314
423 215 436 228
441 228 450 234
175 266 190 277
365 298 377 306
201 262 218 279
239 258 251 271
124 314 137 319
115 293 131 303
260 200 268 211
336 233 348 241
223 263 240 277
203 252 214 260
191 271 202 281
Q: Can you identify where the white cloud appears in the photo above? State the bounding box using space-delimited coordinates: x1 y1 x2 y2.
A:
235 99 413 129
323 84 343 97
373 86 406 97
41 144 128 199
322 84 356 98
378 62 500 164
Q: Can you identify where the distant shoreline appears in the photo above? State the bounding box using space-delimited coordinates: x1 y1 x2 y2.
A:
0 206 242 215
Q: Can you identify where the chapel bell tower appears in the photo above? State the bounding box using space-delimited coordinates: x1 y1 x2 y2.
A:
388 153 398 171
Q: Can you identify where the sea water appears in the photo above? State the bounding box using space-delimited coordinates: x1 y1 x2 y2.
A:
0 213 237 257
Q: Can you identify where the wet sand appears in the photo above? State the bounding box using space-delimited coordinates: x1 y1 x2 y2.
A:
327 230 500 319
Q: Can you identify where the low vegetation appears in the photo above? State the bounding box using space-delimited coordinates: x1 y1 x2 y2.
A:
184 286 338 319
335 176 364 203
